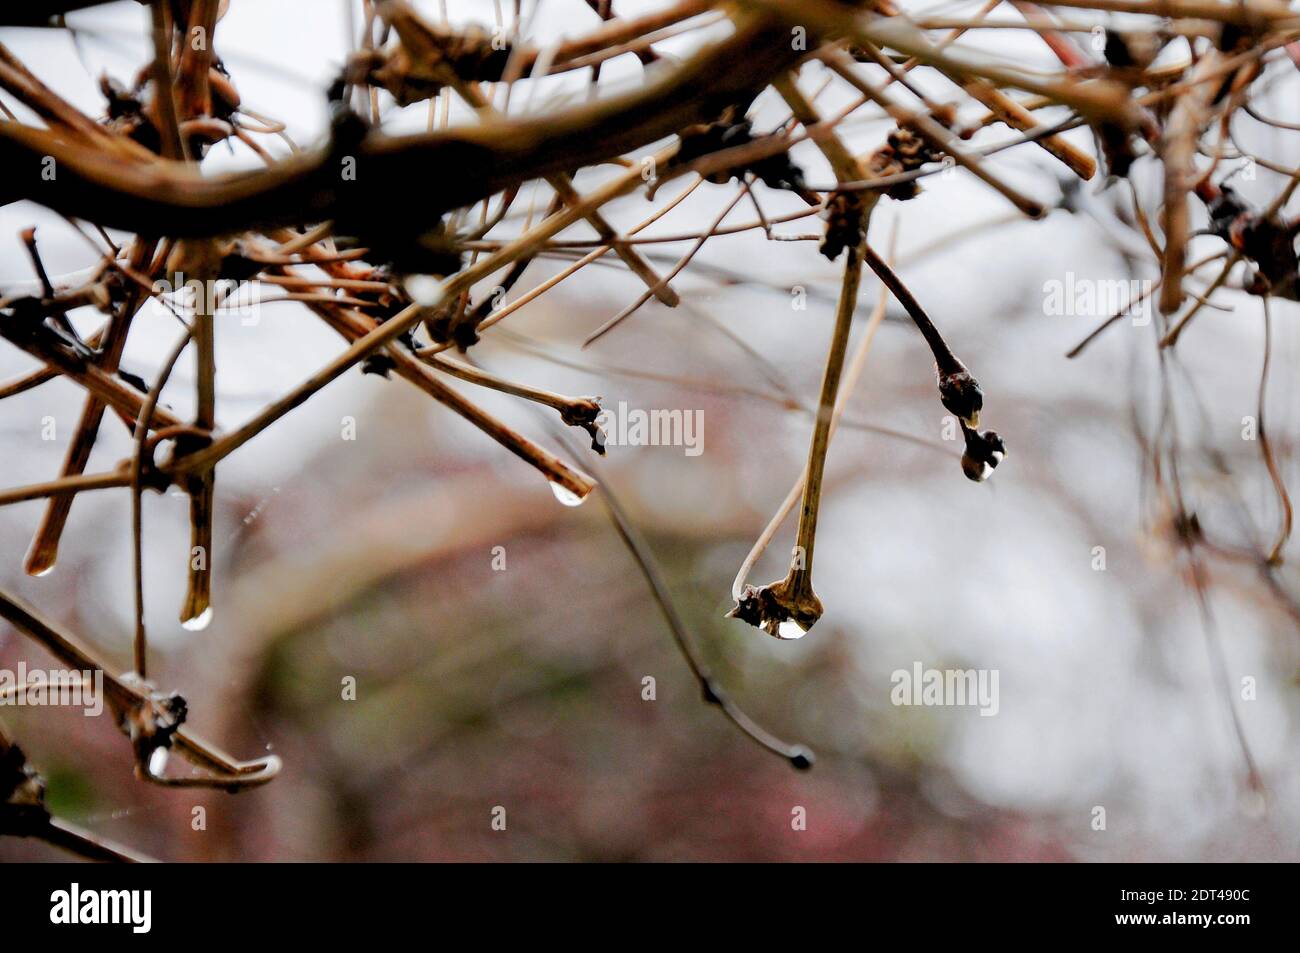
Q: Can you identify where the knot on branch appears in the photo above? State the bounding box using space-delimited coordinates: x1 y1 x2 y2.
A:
1172 511 1203 545
214 244 268 285
1103 30 1162 73
1204 185 1300 301
0 743 50 837
820 190 868 261
673 115 806 193
130 443 173 495
1217 20 1266 56
115 675 188 770
560 397 606 455
866 123 947 201
147 426 213 494
728 575 823 640
1088 35 1165 178
937 365 983 428
1097 121 1141 179
422 299 480 353
98 73 163 153
331 217 463 282
354 282 422 375
348 23 513 106
100 61 241 156
1 298 98 369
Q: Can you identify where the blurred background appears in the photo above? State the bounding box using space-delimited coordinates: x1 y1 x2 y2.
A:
0 0 1298 861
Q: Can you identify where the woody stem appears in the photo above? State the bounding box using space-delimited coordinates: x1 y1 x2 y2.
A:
790 240 865 585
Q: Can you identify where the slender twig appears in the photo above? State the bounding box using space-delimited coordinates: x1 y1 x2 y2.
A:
1256 296 1292 565
131 328 193 677
0 470 130 507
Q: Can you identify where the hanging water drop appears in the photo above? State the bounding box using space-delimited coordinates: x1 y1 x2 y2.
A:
549 481 587 507
776 618 807 640
181 606 214 631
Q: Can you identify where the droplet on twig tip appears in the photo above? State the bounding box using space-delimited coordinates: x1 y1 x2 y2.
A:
181 606 214 632
776 618 808 640
549 481 587 508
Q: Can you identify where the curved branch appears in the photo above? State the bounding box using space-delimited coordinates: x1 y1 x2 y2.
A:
0 13 803 240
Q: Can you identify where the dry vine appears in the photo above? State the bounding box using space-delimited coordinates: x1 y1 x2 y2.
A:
0 0 1297 860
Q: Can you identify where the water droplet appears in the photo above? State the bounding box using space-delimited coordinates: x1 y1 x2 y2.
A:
181 606 214 631
776 619 807 640
549 481 587 507
961 455 994 483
